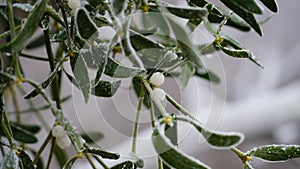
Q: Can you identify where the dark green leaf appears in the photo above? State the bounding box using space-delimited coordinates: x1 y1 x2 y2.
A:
195 69 220 84
234 0 263 14
26 34 45 49
166 16 205 68
217 38 264 69
18 150 34 169
176 116 244 149
130 30 165 51
152 129 210 169
80 131 104 143
83 148 120 159
132 76 150 108
179 62 195 89
93 16 110 27
219 0 262 36
0 0 47 52
162 2 208 19
249 145 300 162
0 150 20 169
28 149 44 169
11 123 40 134
44 5 65 27
62 157 78 169
111 161 137 169
165 119 178 146
76 8 98 40
71 53 91 103
24 69 58 99
112 0 126 15
13 3 33 12
51 30 67 42
9 123 38 143
104 57 146 78
259 0 278 12
92 80 121 97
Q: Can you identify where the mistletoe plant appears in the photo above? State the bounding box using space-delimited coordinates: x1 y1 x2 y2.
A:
0 0 299 168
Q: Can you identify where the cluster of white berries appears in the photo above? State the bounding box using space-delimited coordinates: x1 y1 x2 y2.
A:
68 0 81 13
149 72 166 101
51 125 71 149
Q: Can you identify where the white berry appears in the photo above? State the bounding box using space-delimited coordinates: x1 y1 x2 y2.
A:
51 125 66 138
68 0 80 13
165 51 177 61
149 72 165 86
152 88 166 101
56 135 71 149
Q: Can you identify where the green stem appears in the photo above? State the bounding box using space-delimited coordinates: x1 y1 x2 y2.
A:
46 138 56 169
163 58 188 75
131 86 146 154
0 92 15 147
158 157 164 169
44 28 62 109
7 0 22 79
165 94 196 120
85 154 97 169
0 25 21 40
92 155 110 169
33 132 53 164
7 82 21 123
19 53 49 61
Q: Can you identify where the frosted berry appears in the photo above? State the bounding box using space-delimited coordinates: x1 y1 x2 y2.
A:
149 72 165 86
51 125 66 138
152 88 166 101
165 51 177 61
56 135 71 149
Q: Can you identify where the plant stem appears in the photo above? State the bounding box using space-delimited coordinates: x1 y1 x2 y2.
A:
46 138 56 169
163 58 188 74
165 94 196 120
92 155 110 169
231 147 252 163
85 154 97 169
33 132 53 164
158 157 164 169
19 53 49 61
131 86 146 154
7 82 21 123
0 25 21 40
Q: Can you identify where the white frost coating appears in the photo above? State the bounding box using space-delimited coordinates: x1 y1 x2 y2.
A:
68 0 81 13
51 125 67 138
149 72 165 87
152 88 166 101
56 135 71 149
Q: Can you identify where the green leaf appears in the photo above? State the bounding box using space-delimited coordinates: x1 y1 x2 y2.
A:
132 76 150 108
104 57 146 78
142 10 170 36
24 69 58 99
112 0 126 15
62 157 78 169
195 69 220 84
258 0 278 12
166 16 205 69
80 131 104 143
0 150 20 169
83 148 120 160
11 123 40 134
162 2 208 19
13 3 33 12
219 0 262 36
111 161 137 169
26 34 45 49
176 116 244 149
9 123 38 143
90 43 108 85
92 80 121 97
233 0 263 14
152 129 210 169
249 145 300 162
179 62 195 89
217 38 264 69
76 8 98 40
0 0 47 52
130 30 165 51
44 5 65 27
71 53 91 103
18 150 34 169
165 119 178 146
